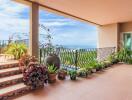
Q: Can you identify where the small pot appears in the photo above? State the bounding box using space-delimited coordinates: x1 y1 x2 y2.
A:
70 75 76 80
58 71 67 80
78 71 88 78
91 68 96 73
48 73 56 83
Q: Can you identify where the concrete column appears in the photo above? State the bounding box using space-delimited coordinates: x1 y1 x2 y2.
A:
98 23 119 51
29 3 39 58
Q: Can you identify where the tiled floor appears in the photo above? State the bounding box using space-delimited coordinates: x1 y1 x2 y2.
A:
14 64 132 100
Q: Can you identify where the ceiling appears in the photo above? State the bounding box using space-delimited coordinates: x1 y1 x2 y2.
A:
14 0 132 25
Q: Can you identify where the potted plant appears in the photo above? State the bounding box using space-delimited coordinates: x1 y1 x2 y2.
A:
23 62 48 89
77 68 88 78
103 60 111 67
117 48 132 64
88 61 97 73
96 62 104 71
68 70 77 80
45 54 60 70
100 61 106 69
47 65 58 83
58 68 67 80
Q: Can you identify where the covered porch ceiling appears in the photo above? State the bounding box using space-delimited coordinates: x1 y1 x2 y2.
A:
14 0 132 25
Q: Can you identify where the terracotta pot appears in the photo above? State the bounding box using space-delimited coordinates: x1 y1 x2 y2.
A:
48 73 57 83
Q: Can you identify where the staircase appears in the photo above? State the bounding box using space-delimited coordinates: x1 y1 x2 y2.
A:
0 62 31 100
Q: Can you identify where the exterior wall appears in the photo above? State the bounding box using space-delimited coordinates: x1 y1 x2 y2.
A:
120 22 132 32
98 23 119 50
98 21 132 51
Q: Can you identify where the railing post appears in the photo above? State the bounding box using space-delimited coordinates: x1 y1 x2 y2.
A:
75 49 78 68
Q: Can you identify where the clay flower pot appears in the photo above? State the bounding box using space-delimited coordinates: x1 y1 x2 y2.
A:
48 73 57 83
58 70 67 80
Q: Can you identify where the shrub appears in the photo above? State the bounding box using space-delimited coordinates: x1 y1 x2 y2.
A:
5 42 27 59
19 55 38 72
23 62 48 89
117 48 132 64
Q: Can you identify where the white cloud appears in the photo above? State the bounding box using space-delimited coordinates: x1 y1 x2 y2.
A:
0 0 29 39
0 0 97 47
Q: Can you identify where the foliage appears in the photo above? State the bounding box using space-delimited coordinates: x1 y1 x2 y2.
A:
107 53 119 64
68 70 77 80
45 54 60 70
5 42 27 59
23 62 48 89
47 64 58 74
116 48 132 64
19 55 38 72
77 68 88 78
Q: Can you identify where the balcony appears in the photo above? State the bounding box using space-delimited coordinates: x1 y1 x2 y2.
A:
0 0 132 100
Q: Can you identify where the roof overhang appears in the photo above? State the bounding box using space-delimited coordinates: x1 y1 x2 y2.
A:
13 0 132 26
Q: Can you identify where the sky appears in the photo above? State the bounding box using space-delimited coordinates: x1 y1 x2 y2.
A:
0 0 97 48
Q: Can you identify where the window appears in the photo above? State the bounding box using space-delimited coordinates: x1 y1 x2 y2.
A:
123 33 132 50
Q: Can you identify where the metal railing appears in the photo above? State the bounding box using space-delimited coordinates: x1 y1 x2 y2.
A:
40 47 115 68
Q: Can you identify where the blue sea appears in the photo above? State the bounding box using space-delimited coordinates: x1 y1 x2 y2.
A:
62 45 96 49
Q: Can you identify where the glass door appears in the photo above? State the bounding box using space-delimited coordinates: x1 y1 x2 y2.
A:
123 33 132 50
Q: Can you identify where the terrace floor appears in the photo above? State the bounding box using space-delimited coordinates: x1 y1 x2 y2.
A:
14 64 132 100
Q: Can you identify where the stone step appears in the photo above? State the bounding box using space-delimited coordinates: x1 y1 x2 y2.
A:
0 74 23 88
0 83 31 100
0 67 21 78
0 62 19 70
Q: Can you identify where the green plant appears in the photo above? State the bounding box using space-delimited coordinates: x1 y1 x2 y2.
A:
23 62 48 89
47 64 58 83
5 42 27 59
117 48 132 64
47 65 58 74
68 70 77 80
77 68 88 78
87 60 102 70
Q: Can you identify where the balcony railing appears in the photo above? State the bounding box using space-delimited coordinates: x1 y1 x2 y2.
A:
0 39 115 66
40 47 115 69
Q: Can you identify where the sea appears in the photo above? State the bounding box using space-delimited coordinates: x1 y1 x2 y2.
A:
61 45 96 49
